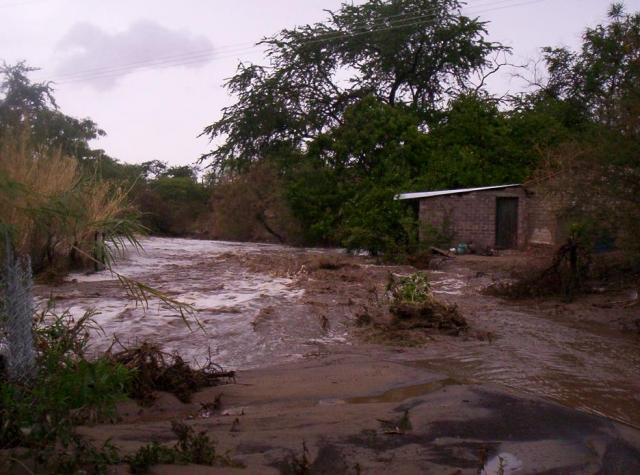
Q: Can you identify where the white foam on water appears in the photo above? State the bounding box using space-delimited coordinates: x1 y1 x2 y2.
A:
40 237 352 370
431 275 467 295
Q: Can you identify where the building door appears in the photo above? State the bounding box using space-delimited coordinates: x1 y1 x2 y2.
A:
495 197 519 249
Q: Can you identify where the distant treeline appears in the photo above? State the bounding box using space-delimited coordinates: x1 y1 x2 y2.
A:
93 158 211 237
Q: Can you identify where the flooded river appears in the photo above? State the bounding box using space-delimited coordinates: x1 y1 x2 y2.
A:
37 237 640 429
37 238 329 369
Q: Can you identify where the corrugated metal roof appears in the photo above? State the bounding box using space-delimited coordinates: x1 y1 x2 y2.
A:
396 184 521 200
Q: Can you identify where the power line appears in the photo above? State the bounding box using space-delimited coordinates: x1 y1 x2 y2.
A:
51 0 548 85
0 0 47 8
49 0 527 83
48 0 516 83
53 46 250 82
56 48 263 85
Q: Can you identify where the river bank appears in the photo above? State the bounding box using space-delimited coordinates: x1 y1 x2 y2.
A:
35 237 640 473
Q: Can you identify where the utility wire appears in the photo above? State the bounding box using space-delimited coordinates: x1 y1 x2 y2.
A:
51 0 548 85
49 0 519 83
0 0 47 8
50 0 527 82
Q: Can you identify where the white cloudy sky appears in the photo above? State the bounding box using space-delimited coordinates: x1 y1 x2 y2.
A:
2 0 637 166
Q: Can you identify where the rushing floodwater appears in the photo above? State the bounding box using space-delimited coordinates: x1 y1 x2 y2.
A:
36 237 640 429
37 238 318 369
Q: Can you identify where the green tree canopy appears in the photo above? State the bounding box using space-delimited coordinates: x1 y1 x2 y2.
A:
0 62 107 162
528 3 640 130
201 0 505 173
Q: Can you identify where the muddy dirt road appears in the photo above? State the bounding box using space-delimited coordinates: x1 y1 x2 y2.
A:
36 237 640 473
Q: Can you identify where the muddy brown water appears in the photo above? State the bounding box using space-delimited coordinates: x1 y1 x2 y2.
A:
37 237 640 430
424 269 640 429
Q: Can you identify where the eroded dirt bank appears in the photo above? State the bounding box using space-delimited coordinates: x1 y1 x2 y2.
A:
36 237 640 473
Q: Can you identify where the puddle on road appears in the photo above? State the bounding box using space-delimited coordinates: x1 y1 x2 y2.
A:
318 378 461 406
347 378 461 404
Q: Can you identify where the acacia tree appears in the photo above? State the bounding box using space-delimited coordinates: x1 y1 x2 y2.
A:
201 0 506 174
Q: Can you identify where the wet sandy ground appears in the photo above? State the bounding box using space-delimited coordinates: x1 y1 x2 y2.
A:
79 354 640 474
36 237 640 473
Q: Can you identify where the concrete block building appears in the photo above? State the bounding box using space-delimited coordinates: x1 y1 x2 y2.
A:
397 184 563 250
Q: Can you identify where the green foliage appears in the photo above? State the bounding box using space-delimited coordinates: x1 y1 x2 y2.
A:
286 93 544 255
528 4 640 259
387 272 431 304
201 0 505 173
419 93 559 189
127 442 178 474
286 97 424 253
0 62 107 162
0 308 135 474
39 438 121 475
1 309 132 450
96 160 213 237
198 0 553 256
540 5 640 126
138 174 210 236
35 358 130 420
0 66 144 275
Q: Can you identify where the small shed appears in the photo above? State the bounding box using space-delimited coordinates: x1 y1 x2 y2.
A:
397 184 561 250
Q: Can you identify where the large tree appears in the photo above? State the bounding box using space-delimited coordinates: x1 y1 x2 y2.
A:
201 0 505 173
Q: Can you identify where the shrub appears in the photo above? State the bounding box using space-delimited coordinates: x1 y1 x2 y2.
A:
0 307 132 449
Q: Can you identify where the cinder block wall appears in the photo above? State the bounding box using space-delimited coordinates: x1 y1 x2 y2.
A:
418 188 528 249
526 187 564 246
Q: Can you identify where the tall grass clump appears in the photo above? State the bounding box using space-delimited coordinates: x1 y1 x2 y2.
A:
0 130 142 274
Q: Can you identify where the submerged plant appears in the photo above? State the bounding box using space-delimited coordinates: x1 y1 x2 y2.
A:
386 272 468 335
386 272 431 304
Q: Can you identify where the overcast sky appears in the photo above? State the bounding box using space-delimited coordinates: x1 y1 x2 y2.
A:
2 0 638 166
